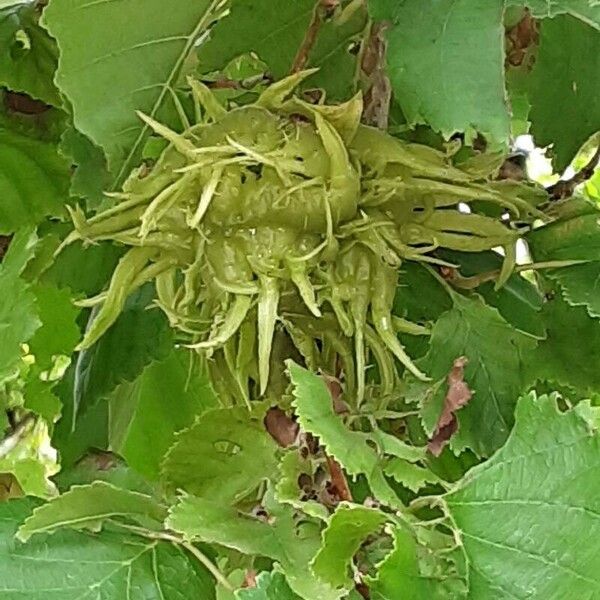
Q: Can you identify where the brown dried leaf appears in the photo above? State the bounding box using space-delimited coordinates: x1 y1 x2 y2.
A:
427 357 472 456
264 407 299 448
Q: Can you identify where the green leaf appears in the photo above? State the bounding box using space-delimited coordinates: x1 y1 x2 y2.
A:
275 450 330 521
198 0 366 100
527 211 600 318
529 15 600 171
0 260 39 382
408 295 535 456
506 0 600 27
0 498 216 599
24 376 62 424
162 406 278 503
0 2 59 105
74 285 173 420
28 284 80 369
0 457 51 499
365 526 456 600
287 360 412 507
383 458 441 493
59 126 110 207
236 571 301 600
0 126 70 234
42 0 222 185
109 349 217 480
546 262 600 318
446 393 600 598
527 291 600 395
167 491 341 600
17 481 166 542
41 240 124 297
312 503 387 590
439 249 545 339
527 211 600 262
371 0 509 142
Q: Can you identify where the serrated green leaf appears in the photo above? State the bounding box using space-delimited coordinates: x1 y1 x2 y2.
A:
528 211 600 262
371 0 509 142
527 291 600 395
28 284 80 369
365 526 458 600
109 349 217 480
42 0 222 185
383 458 441 493
312 503 387 590
197 0 365 100
529 15 600 171
0 263 39 382
162 405 278 502
0 457 51 498
74 285 172 421
506 0 600 28
548 261 600 318
446 393 600 598
408 295 535 456
0 2 59 105
168 491 341 600
41 240 124 297
287 360 409 507
438 249 545 339
236 571 301 600
51 364 109 468
59 126 110 207
0 498 216 599
16 481 165 542
0 126 70 234
24 376 62 423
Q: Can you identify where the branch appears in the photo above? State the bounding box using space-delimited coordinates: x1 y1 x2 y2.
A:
291 0 339 74
547 144 600 200
361 22 391 129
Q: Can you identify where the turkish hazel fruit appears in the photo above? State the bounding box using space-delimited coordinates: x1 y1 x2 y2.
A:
64 71 543 405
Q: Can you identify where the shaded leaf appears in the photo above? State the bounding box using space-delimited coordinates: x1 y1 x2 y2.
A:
446 393 600 598
527 291 600 395
236 571 301 600
17 481 166 542
529 15 600 171
371 0 509 142
168 491 341 600
0 126 70 234
407 295 535 456
197 0 366 100
74 285 172 420
162 406 278 502
42 0 222 184
109 349 217 480
0 2 59 105
28 284 80 369
0 498 216 599
312 503 387 590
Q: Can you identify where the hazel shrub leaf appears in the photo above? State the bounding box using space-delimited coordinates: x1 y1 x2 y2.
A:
406 295 535 457
42 0 224 185
161 406 279 503
370 0 509 143
16 481 166 542
0 498 216 599
446 393 600 599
